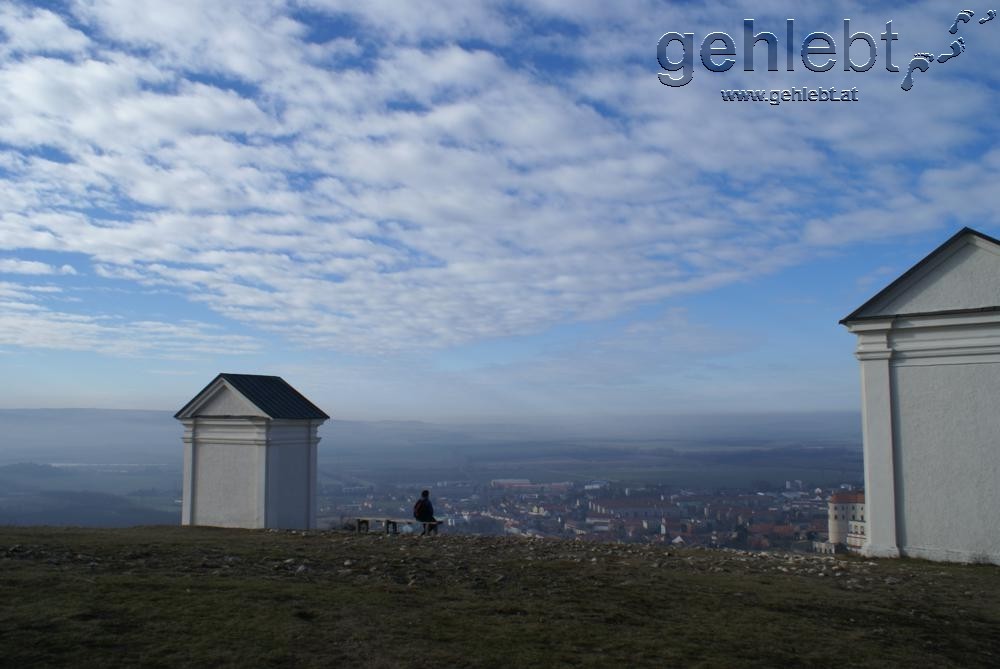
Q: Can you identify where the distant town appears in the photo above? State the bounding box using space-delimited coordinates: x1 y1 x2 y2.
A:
320 477 864 554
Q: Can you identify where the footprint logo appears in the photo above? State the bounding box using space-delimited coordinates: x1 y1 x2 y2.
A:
948 9 976 35
949 9 975 34
938 37 966 63
901 54 934 91
902 8 995 91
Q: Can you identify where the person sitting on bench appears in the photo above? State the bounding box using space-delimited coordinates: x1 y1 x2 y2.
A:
413 489 440 535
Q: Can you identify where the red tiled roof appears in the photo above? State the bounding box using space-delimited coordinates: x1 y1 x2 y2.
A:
830 491 865 504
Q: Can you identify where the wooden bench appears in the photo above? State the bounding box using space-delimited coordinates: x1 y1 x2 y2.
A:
354 517 441 535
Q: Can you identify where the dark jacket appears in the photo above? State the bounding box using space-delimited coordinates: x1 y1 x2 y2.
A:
414 497 435 522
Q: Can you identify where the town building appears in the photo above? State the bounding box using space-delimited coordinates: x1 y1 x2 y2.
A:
842 227 1000 564
175 373 329 530
815 491 866 554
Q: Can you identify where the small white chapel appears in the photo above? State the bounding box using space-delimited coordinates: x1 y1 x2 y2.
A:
174 373 329 530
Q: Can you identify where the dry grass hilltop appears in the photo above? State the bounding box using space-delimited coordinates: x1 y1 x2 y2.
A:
2 526 998 668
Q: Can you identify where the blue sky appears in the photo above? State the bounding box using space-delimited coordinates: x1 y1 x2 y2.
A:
0 1 997 420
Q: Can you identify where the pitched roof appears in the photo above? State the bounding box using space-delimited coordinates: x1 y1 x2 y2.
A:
174 373 330 420
841 227 1000 324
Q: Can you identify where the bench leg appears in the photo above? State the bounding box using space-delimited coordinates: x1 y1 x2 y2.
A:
357 520 369 533
387 521 398 534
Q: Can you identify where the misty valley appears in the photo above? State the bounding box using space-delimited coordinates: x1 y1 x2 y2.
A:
0 409 862 549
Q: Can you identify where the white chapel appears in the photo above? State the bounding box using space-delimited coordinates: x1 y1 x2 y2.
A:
842 227 1000 564
175 373 329 530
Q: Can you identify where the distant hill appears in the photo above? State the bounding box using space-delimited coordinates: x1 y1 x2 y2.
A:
0 408 862 466
0 461 181 527
0 409 182 465
1 526 997 667
0 489 179 527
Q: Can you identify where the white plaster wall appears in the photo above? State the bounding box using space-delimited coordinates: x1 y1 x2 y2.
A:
192 418 268 444
179 413 321 530
266 441 310 529
853 327 899 558
268 422 309 445
266 421 320 529
873 240 1000 316
892 361 1000 563
193 441 261 528
197 386 267 417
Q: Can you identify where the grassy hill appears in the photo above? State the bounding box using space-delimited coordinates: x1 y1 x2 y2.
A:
1 527 998 668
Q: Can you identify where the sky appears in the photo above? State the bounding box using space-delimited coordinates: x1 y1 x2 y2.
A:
0 1 997 421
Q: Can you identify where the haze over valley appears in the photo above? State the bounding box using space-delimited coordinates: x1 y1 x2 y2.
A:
0 408 862 529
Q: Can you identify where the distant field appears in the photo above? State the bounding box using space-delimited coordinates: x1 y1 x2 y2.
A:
1 526 997 668
348 445 864 489
0 464 182 527
0 463 181 495
516 464 860 488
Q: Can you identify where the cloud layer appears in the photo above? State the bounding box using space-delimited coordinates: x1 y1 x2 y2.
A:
1 0 998 364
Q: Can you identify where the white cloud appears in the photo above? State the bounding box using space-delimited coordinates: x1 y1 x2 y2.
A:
0 258 77 275
0 4 90 56
0 281 260 358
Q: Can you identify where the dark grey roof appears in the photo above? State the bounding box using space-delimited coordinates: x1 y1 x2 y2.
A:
174 373 330 420
840 227 1000 324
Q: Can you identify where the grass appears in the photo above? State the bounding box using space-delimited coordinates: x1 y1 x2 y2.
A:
2 526 998 668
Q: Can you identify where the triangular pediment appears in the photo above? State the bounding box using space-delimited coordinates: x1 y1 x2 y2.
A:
843 228 1000 322
174 378 268 419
